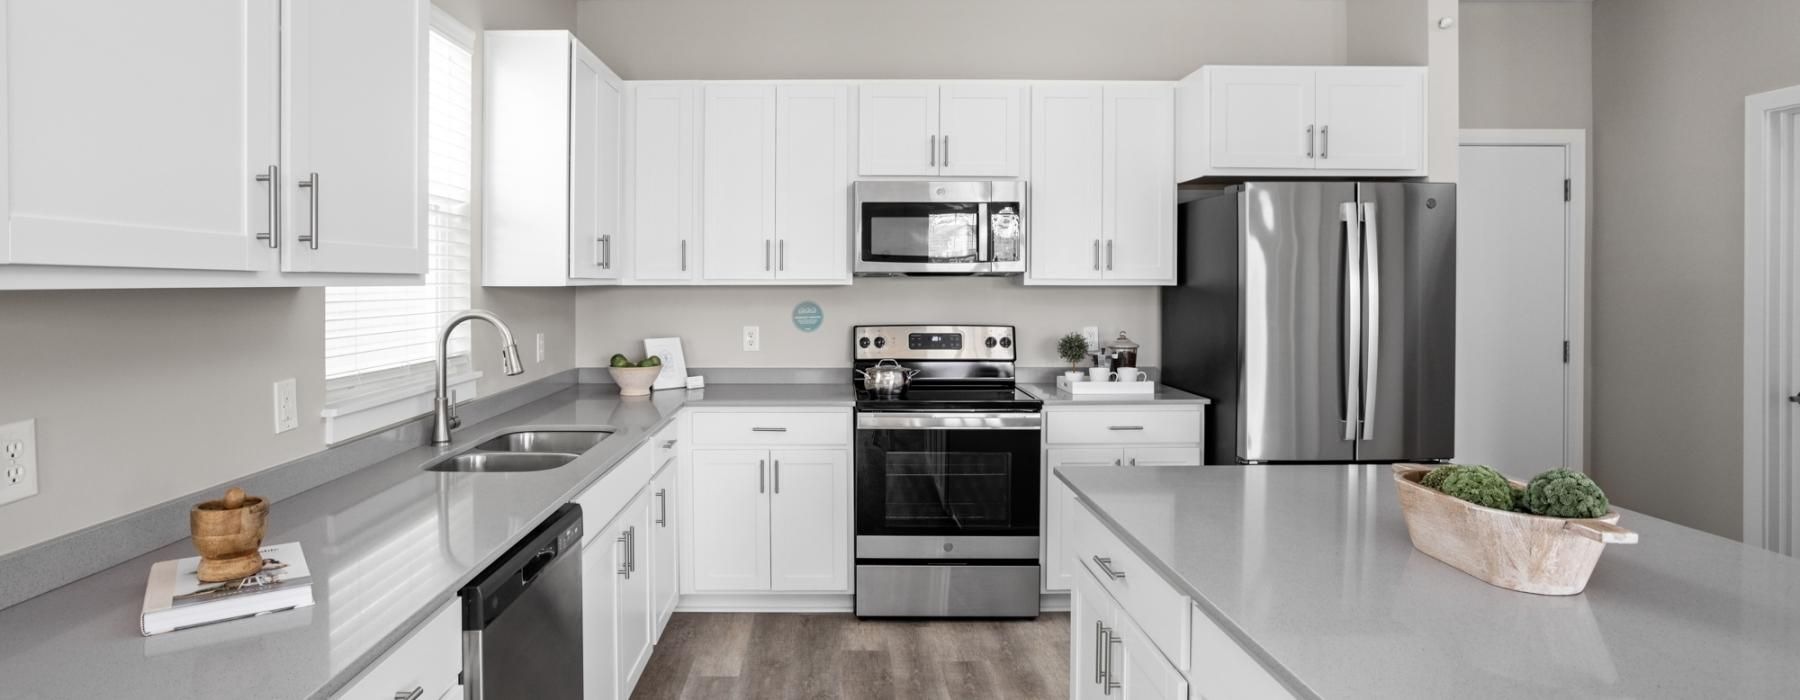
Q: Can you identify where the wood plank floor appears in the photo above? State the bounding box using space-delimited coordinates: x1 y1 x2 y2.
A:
631 612 1070 700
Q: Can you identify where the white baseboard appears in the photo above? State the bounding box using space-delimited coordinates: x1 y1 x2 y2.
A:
1039 593 1070 612
674 593 855 613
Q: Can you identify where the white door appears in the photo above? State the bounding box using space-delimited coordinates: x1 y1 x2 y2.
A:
858 84 939 176
1456 144 1571 471
1069 564 1116 700
0 0 277 272
768 449 849 591
1028 85 1105 282
581 526 620 700
1314 68 1425 172
1045 448 1124 592
649 466 679 635
773 84 851 282
616 493 655 698
1103 85 1176 283
282 0 427 274
702 83 777 281
1207 67 1316 170
687 450 771 591
939 84 1024 177
570 43 622 280
626 83 699 281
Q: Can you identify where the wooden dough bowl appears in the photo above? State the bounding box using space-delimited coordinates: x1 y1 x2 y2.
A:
190 487 269 583
1392 464 1637 595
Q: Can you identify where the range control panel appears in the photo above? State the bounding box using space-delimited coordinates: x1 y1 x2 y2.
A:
853 325 1015 361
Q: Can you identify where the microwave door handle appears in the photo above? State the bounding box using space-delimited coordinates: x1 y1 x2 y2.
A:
977 202 991 263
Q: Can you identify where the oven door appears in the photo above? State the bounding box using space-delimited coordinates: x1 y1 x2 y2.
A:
854 412 1041 551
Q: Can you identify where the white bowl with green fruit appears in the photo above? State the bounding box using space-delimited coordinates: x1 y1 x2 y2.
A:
607 353 663 396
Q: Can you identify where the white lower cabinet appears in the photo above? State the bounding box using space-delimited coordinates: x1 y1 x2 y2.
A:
1073 558 1186 700
616 492 655 697
332 599 461 700
686 448 851 593
575 441 678 700
581 517 621 700
650 463 680 636
687 449 773 591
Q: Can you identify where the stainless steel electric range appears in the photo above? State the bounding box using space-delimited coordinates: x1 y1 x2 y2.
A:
851 324 1043 618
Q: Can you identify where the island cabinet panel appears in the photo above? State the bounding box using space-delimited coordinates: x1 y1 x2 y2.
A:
332 599 461 700
1188 603 1296 700
1113 611 1188 700
1072 500 1191 673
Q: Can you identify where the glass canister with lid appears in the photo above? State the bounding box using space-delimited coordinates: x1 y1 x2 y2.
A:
1105 331 1140 370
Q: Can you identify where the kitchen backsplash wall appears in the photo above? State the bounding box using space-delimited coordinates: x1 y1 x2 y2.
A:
575 279 1160 368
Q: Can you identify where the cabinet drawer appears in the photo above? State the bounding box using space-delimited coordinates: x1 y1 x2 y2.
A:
1188 602 1295 699
574 443 655 547
652 422 679 467
1071 500 1190 673
333 599 461 700
1047 408 1201 445
690 410 849 446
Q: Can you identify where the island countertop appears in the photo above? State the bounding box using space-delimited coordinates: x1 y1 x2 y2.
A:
1056 464 1800 699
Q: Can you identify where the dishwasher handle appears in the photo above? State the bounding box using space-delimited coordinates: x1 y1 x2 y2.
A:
521 548 556 585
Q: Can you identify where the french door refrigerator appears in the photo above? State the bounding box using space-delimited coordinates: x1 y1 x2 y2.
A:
1161 182 1456 464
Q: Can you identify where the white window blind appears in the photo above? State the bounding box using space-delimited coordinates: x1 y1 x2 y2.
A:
325 19 476 406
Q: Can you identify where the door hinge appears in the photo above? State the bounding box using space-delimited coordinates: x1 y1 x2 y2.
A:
1563 340 1570 363
1564 179 1573 202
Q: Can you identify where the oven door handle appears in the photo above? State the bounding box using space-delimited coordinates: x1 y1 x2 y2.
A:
856 412 1042 430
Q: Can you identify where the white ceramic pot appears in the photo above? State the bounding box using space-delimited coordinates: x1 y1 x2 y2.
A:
608 366 663 396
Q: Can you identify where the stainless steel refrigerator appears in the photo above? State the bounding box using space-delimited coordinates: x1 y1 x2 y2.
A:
1161 182 1456 464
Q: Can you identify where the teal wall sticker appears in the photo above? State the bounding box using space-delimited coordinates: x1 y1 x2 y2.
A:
792 301 823 332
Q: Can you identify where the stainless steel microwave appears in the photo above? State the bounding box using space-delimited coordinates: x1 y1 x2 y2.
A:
853 180 1026 276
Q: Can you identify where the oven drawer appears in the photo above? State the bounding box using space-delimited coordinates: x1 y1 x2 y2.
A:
1071 497 1190 673
1046 408 1201 446
690 410 849 447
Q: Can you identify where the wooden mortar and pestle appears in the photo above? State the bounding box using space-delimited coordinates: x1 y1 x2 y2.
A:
190 487 269 583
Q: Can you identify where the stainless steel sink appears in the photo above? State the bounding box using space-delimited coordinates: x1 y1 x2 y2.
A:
426 452 579 473
474 430 611 454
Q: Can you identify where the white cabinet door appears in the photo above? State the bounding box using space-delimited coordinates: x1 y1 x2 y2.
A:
1313 68 1425 172
939 84 1024 177
1045 448 1124 592
1 0 277 273
1114 613 1188 700
582 527 620 700
701 83 777 281
1207 67 1316 171
649 466 680 636
773 84 851 282
1102 85 1176 284
282 0 426 274
616 493 655 699
858 84 939 176
1028 85 1105 283
1070 562 1116 700
769 449 849 591
570 42 623 280
688 450 771 591
626 83 699 281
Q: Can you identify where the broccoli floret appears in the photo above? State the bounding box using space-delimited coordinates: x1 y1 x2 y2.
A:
1435 466 1515 511
1525 469 1609 518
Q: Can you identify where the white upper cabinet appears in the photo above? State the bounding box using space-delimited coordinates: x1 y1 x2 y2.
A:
483 31 623 286
1028 83 1175 286
858 82 1024 177
701 83 779 281
772 85 852 283
1178 65 1426 180
625 82 701 283
282 0 427 275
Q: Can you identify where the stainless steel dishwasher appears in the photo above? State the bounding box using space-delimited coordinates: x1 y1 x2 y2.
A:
460 503 583 699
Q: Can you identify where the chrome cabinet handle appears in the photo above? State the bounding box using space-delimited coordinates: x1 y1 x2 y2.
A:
765 239 771 271
617 530 631 577
629 526 637 573
758 459 766 494
1094 621 1108 685
663 439 678 448
1321 125 1330 159
1129 457 1137 467
773 459 781 494
681 239 688 271
598 234 611 269
1107 426 1143 431
1103 628 1122 694
656 488 668 526
943 135 950 167
254 165 279 248
1106 240 1114 271
297 172 320 249
1093 240 1101 271
778 239 786 271
1092 555 1125 580
396 688 424 700
751 427 788 432
1360 201 1380 441
1113 459 1122 467
1306 125 1315 158
929 134 936 167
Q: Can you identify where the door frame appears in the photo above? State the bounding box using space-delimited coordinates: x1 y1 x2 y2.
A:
1742 85 1800 553
1456 129 1589 471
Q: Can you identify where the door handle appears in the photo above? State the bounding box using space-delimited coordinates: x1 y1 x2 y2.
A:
297 173 320 249
773 459 781 494
681 239 688 272
1360 201 1381 441
765 240 771 271
1106 240 1114 271
943 135 950 168
778 239 786 272
752 427 788 432
1094 621 1108 686
655 488 668 526
1321 125 1330 159
395 688 424 700
254 165 279 248
759 458 766 494
598 234 611 269
1092 555 1125 580
1103 627 1123 694
617 531 631 577
929 134 936 167
1107 426 1143 431
1789 393 1800 404
1306 125 1315 159
1093 240 1101 271
1341 202 1363 442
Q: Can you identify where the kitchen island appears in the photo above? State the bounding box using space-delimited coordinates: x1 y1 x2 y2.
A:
1057 464 1800 699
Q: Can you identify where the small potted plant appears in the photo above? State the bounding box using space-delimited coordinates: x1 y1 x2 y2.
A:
1057 332 1090 385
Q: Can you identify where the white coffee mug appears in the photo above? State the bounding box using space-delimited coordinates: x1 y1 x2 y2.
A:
1088 367 1116 382
1115 367 1145 382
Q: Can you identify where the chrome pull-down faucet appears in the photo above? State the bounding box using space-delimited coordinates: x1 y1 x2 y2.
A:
434 310 525 445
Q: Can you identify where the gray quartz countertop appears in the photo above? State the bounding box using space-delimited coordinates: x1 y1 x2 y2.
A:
1022 382 1211 405
1056 464 1800 699
0 383 852 700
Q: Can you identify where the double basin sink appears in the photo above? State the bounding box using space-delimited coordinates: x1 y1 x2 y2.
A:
425 430 612 473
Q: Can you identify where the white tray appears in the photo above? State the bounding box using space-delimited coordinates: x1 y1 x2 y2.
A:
1057 375 1156 395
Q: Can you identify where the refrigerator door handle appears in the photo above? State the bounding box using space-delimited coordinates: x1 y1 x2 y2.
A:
1360 201 1381 441
1341 202 1363 442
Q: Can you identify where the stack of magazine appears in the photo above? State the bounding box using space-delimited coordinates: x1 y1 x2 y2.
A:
139 541 314 636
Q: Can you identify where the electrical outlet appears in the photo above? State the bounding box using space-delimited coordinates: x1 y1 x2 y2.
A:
536 332 546 363
273 378 298 434
1082 326 1101 352
743 326 761 352
0 419 39 507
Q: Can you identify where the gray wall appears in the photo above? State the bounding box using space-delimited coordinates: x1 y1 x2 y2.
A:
0 0 581 557
1460 0 1592 129
1590 0 1800 539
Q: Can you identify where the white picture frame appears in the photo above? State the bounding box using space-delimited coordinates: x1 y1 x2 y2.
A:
643 337 689 391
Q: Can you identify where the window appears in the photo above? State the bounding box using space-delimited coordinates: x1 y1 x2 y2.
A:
322 11 478 442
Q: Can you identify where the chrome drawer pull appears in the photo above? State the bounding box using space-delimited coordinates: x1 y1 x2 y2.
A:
751 427 788 432
1107 426 1144 431
1092 555 1125 580
396 687 424 700
1094 621 1109 685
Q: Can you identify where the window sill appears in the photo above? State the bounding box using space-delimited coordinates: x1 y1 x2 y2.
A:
321 371 483 445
